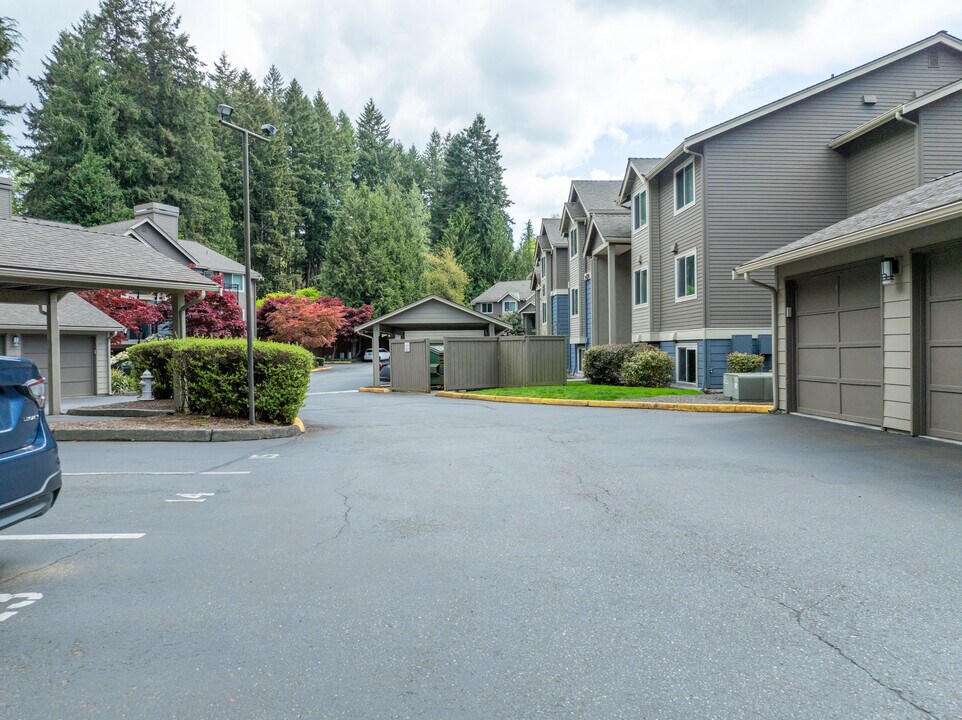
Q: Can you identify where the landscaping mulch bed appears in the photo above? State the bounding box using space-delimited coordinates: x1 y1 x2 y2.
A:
57 413 280 431
76 399 175 412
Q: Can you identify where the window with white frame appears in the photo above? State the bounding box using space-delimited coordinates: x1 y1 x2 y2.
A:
480 302 493 314
633 267 648 306
570 288 579 316
541 302 546 324
632 189 647 231
677 346 697 384
502 299 518 313
674 160 694 212
540 256 546 278
675 250 696 301
570 227 578 254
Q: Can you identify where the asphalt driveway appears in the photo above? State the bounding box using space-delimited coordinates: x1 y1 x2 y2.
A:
2 363 961 719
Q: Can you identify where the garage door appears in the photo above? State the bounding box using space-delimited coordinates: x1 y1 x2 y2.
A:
925 246 962 441
793 263 882 424
22 334 97 397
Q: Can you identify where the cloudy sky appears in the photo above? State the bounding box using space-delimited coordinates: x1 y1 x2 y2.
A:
3 0 962 239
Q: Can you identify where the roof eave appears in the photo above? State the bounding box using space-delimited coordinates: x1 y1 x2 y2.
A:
736 198 962 274
0 268 219 293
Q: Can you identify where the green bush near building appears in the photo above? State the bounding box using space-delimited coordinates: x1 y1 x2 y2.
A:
727 352 766 373
621 348 675 388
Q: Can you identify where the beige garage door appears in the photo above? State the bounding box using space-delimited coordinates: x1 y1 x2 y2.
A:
926 246 962 441
22 334 97 397
793 263 882 425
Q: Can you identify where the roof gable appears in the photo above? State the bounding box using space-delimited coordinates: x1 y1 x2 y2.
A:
356 295 512 333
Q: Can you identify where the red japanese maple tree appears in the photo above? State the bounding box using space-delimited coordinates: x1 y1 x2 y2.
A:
265 295 345 352
77 289 164 345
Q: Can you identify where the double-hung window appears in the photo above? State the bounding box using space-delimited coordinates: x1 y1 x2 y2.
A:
480 302 493 314
503 299 518 313
675 250 696 301
633 267 649 306
540 256 546 278
569 227 578 255
570 288 579 316
674 160 694 212
632 190 647 231
541 302 546 324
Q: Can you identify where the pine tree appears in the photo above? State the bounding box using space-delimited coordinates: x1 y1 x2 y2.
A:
0 16 22 171
24 16 128 224
422 129 448 229
507 219 537 280
353 98 400 189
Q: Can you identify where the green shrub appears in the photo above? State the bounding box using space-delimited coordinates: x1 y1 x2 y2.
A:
583 344 638 385
727 352 765 373
621 348 675 388
170 338 312 425
314 356 325 367
127 340 177 399
111 369 133 394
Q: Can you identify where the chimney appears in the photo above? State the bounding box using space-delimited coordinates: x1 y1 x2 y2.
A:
133 202 180 240
0 176 12 218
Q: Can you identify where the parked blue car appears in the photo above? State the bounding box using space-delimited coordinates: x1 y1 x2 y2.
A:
0 356 61 531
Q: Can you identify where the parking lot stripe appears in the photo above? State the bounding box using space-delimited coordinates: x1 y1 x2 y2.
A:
199 471 250 475
305 390 359 396
0 533 145 540
64 472 195 476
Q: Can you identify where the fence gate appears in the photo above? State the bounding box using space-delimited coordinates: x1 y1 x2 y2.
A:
389 338 430 392
444 337 500 391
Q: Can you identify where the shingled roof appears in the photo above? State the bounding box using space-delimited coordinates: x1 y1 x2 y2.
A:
541 217 563 247
737 170 962 272
471 280 535 305
571 180 624 213
0 292 124 332
0 216 217 292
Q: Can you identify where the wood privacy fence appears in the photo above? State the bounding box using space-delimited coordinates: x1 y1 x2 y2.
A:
443 335 566 392
389 338 430 392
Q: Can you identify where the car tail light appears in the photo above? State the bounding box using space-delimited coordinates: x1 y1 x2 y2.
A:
21 378 46 410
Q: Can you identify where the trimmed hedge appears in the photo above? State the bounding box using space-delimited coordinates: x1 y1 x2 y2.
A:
621 348 674 388
583 344 638 385
128 340 177 399
170 339 312 425
727 352 765 373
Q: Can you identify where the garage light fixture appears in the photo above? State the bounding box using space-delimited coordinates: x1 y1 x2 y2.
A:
881 257 900 285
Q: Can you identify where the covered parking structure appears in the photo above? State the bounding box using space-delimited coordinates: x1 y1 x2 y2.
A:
355 296 511 389
0 203 219 414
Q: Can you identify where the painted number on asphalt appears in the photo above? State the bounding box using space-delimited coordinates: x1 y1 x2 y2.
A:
165 493 215 503
0 593 42 622
250 454 278 459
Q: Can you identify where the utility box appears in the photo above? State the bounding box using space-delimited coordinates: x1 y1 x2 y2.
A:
723 372 773 402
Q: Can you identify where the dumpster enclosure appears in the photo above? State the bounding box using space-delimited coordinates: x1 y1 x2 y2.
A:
443 336 567 392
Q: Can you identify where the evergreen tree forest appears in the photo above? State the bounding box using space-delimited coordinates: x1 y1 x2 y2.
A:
2 1 534 313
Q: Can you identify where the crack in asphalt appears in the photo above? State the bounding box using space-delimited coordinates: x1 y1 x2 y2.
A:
771 592 940 720
0 542 101 587
306 486 352 552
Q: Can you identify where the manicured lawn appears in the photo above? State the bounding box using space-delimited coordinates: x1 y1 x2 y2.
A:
470 384 702 401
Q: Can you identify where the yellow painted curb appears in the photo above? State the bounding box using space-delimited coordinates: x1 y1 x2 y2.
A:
311 367 332 373
292 417 305 432
359 386 391 394
436 391 771 414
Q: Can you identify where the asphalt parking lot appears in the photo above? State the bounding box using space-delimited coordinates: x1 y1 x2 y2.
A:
2 363 961 719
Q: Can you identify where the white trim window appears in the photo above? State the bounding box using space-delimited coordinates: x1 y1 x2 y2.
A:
632 189 648 231
570 287 579 317
502 299 518 313
675 250 697 301
540 256 546 279
674 159 695 213
633 266 649 306
541 302 546 325
480 302 493 314
676 345 697 385
570 227 578 255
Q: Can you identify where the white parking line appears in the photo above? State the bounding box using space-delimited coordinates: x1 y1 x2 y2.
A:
305 390 359 396
199 471 250 475
0 593 42 622
0 533 145 540
64 471 250 477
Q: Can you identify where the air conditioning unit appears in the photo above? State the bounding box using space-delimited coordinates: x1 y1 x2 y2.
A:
723 372 773 402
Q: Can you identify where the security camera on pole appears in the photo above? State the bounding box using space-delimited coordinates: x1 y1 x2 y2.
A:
216 104 277 425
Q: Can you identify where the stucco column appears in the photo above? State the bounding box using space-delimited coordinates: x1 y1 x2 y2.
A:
488 323 496 337
372 324 380 388
46 292 61 416
172 292 186 339
607 245 618 344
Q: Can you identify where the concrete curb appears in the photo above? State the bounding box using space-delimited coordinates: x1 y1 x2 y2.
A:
54 418 305 442
66 408 173 417
358 387 391 394
311 367 332 373
435 391 772 414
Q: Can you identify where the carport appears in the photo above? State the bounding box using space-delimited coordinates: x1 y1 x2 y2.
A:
355 296 510 389
0 194 219 414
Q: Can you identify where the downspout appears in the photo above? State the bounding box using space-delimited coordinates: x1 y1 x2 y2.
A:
684 143 710 390
894 109 922 186
736 269 780 414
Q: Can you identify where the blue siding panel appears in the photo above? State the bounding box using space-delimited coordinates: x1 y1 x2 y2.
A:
585 279 592 347
551 294 570 337
731 334 753 354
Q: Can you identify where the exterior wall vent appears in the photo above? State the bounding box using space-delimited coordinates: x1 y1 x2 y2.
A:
929 47 940 68
862 95 877 105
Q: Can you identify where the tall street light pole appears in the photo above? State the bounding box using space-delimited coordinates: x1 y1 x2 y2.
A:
217 104 277 425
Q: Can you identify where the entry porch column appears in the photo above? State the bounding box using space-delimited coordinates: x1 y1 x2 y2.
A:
46 292 61 416
607 244 617 344
372 323 380 388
